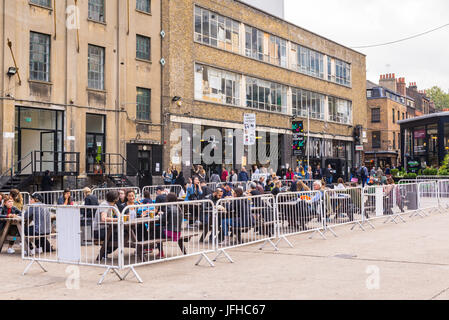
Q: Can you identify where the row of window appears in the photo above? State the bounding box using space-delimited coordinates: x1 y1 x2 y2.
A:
194 6 351 87
30 32 151 86
194 64 353 124
29 31 151 121
367 88 406 105
30 0 151 18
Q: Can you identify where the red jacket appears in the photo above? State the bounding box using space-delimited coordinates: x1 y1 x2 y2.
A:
286 172 295 180
221 170 229 181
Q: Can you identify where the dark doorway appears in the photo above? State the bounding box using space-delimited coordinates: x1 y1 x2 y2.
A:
138 149 152 188
86 114 106 174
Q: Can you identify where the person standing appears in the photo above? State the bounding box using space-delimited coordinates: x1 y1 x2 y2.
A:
376 167 383 181
230 170 238 183
162 168 173 185
360 165 369 188
210 171 221 184
313 165 323 180
221 167 229 183
41 170 53 191
324 165 333 185
238 167 249 182
305 166 313 180
286 168 294 180
171 167 179 185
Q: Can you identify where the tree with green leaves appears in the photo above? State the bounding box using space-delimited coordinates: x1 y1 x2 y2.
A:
426 86 449 110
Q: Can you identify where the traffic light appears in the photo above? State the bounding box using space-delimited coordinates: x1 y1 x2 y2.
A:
354 125 362 145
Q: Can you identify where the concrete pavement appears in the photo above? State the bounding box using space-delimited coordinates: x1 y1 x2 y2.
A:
1 211 449 300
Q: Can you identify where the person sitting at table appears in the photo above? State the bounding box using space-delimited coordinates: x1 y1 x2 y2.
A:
140 190 153 205
296 180 311 193
271 181 282 197
22 193 53 255
219 188 253 246
157 193 184 258
0 196 22 254
82 187 99 227
221 183 233 198
294 181 324 228
57 188 74 205
200 181 213 199
117 189 127 213
264 179 274 192
93 191 119 260
10 189 23 211
185 176 203 201
335 178 346 190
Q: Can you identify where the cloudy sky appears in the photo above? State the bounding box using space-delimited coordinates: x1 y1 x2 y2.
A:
284 0 449 91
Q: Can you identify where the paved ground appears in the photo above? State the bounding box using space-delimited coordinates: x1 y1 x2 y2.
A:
1 210 449 300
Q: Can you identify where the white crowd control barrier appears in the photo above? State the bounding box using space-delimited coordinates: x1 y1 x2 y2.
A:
93 187 141 202
141 185 183 199
214 194 278 262
398 179 418 185
363 183 418 224
416 181 440 217
437 180 449 209
323 187 365 234
276 191 325 244
119 199 216 281
22 192 31 206
206 182 219 192
21 204 123 285
36 189 86 205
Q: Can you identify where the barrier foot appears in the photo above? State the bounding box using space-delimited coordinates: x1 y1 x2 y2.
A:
98 267 124 285
309 229 327 240
274 236 294 249
322 227 338 238
259 239 279 251
195 253 215 267
350 221 365 232
212 249 234 263
410 210 425 219
22 259 47 276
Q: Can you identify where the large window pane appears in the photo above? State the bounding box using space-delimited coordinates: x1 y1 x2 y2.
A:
136 35 151 60
30 32 50 81
88 45 105 90
88 0 105 22
137 88 151 120
136 0 150 13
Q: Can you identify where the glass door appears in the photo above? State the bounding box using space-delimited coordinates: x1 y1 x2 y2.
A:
40 131 55 172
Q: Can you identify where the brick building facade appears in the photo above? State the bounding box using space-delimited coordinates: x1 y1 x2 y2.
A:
161 0 367 180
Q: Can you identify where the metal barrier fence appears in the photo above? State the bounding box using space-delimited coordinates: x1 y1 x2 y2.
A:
20 182 448 285
438 180 449 209
276 191 325 244
22 192 31 206
416 181 440 217
21 204 122 284
141 185 183 199
93 187 141 202
120 200 216 280
363 183 418 224
323 187 364 234
214 194 278 262
417 175 449 180
36 189 86 205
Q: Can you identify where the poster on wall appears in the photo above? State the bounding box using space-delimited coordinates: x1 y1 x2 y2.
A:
243 113 256 146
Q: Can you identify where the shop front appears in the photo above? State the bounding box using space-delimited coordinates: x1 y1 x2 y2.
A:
300 136 353 181
399 112 449 170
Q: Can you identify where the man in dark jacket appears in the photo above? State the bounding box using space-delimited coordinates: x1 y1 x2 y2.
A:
41 170 53 191
23 193 52 254
82 187 99 225
238 167 249 182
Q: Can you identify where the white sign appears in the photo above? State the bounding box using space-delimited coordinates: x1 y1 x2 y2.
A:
355 145 364 151
155 163 160 172
243 113 256 146
67 136 76 141
57 207 81 263
172 156 180 165
3 132 14 139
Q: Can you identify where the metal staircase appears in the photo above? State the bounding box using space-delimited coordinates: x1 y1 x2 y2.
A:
0 151 80 192
91 153 142 188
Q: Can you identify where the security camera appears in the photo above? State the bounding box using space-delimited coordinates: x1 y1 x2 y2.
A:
160 58 166 66
160 30 166 38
